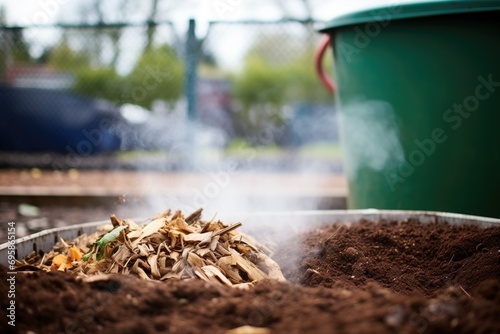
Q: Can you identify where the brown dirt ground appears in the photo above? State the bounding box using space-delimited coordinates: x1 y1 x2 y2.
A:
1 219 499 334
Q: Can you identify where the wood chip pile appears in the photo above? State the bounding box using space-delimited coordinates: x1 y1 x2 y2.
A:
17 209 285 287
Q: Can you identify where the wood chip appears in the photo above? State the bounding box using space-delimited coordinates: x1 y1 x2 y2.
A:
212 222 243 237
202 265 233 286
152 209 171 220
216 243 232 256
147 254 161 278
171 217 195 233
80 275 112 283
192 266 211 282
132 260 151 280
129 218 166 247
187 252 206 268
185 208 202 225
112 245 131 264
170 252 180 262
229 248 267 281
210 235 220 251
171 259 184 273
232 282 254 290
226 326 271 334
183 232 213 244
136 244 150 257
254 253 286 281
217 255 243 283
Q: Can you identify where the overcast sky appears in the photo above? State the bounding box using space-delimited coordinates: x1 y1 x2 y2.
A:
1 0 423 71
1 0 421 29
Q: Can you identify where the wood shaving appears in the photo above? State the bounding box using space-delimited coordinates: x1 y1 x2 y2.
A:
16 208 285 286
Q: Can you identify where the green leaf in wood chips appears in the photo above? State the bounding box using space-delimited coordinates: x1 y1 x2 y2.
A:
96 225 127 248
96 247 106 261
82 225 127 261
82 249 94 261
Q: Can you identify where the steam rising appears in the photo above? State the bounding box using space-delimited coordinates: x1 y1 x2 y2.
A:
113 101 341 274
339 100 404 180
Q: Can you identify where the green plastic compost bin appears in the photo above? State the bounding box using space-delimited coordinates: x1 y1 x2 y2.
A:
316 1 500 218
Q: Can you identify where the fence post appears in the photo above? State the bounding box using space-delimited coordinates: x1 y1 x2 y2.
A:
183 18 199 168
185 18 198 122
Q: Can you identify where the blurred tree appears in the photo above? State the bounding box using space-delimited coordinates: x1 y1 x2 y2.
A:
1 6 35 81
0 5 32 66
43 37 91 71
41 37 124 102
8 29 32 64
72 67 124 102
231 54 288 142
246 32 300 67
231 31 332 143
77 0 181 56
74 44 185 110
124 45 184 109
66 0 185 108
233 54 288 109
74 0 140 69
37 22 183 109
282 49 332 103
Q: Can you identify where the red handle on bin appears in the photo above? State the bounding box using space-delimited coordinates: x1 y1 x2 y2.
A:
315 34 335 95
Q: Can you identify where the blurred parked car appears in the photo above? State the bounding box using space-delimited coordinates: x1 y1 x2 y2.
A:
0 86 123 153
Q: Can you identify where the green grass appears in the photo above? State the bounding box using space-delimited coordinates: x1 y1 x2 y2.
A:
225 139 343 160
298 142 343 159
115 141 343 163
115 149 171 162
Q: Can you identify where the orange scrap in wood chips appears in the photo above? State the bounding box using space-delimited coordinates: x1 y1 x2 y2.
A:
16 208 285 287
50 247 83 271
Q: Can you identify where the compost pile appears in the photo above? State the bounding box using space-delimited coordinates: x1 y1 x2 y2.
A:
2 213 500 334
16 208 284 286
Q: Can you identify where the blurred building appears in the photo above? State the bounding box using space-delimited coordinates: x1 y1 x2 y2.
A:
197 77 234 138
4 65 74 90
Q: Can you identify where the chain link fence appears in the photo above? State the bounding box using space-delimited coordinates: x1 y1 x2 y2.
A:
0 19 339 156
202 20 337 147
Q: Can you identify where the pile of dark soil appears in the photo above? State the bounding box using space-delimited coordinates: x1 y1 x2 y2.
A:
1 219 499 333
